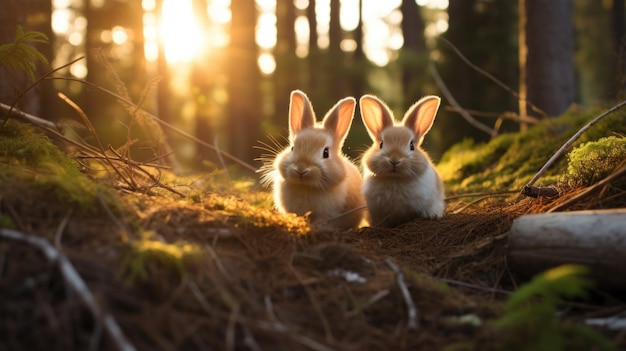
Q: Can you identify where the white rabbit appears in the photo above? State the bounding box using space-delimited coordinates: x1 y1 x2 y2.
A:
359 95 445 227
262 90 365 230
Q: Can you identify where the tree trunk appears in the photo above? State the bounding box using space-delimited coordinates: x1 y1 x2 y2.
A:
307 0 319 95
518 0 528 131
191 0 216 163
612 0 626 97
350 0 365 100
525 0 575 117
400 0 426 104
155 0 171 124
328 0 344 101
274 0 297 123
227 0 261 164
508 210 626 291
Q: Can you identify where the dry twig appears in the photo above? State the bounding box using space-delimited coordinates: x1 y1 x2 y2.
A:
44 77 257 173
0 102 58 129
522 98 626 197
428 60 495 137
1 56 85 128
437 37 547 121
0 228 136 351
385 257 418 330
547 164 626 213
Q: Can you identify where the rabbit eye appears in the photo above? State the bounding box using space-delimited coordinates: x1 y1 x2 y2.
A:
409 140 415 151
322 147 329 158
379 141 383 149
291 146 294 152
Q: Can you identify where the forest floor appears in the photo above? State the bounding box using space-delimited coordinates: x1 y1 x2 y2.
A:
1 107 626 350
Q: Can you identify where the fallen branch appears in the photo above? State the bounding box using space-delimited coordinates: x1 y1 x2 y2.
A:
385 257 418 330
507 209 626 291
0 228 136 351
0 102 59 130
522 98 626 197
547 164 626 213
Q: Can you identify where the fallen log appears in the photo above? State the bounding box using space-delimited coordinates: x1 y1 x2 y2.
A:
507 209 626 291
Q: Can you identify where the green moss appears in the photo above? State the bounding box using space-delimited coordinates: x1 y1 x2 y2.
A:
565 136 626 186
202 193 310 235
438 105 626 194
122 231 204 283
0 120 119 213
495 265 615 351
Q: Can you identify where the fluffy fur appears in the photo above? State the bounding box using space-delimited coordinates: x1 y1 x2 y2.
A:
360 95 445 227
265 90 365 230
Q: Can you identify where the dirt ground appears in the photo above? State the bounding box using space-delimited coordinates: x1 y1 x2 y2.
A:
1 175 625 351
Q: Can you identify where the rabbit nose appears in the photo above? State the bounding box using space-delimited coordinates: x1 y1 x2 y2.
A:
295 167 310 177
389 160 400 168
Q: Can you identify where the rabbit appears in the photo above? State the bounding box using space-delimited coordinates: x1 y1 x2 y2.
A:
262 90 366 230
359 94 445 227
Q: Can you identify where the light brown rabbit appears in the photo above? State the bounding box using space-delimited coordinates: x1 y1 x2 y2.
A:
360 95 445 227
262 90 365 230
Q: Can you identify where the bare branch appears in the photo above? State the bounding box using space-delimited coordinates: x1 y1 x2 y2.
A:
44 77 258 173
0 228 136 351
547 164 626 212
428 60 495 137
385 257 418 330
522 98 626 196
0 102 58 129
437 37 548 120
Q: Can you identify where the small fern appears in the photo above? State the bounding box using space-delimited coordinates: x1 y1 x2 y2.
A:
0 25 49 81
495 264 615 351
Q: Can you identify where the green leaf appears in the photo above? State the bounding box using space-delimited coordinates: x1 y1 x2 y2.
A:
0 25 49 81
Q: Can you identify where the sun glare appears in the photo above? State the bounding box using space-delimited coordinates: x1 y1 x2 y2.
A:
160 0 202 63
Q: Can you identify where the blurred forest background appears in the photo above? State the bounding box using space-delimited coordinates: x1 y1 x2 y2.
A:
0 0 624 170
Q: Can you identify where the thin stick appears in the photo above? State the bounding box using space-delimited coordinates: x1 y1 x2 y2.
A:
290 266 335 342
385 257 418 330
1 56 85 128
445 190 519 201
435 277 513 296
53 211 72 249
437 37 547 120
521 98 626 197
444 106 541 125
106 145 185 197
428 60 495 137
214 134 231 182
0 228 136 351
312 205 367 227
0 102 58 129
57 92 135 189
189 283 335 351
44 77 257 173
547 164 626 213
451 194 514 214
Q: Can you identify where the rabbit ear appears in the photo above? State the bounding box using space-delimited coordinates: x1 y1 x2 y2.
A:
323 97 356 143
402 96 441 145
289 90 316 136
359 95 394 141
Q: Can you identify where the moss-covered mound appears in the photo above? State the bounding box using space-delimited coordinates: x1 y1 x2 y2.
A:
0 120 119 220
438 105 626 194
